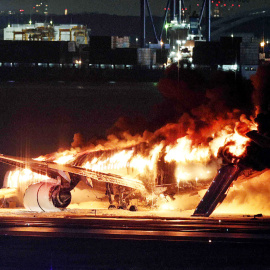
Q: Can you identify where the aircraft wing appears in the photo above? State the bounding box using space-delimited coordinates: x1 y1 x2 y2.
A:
0 154 146 192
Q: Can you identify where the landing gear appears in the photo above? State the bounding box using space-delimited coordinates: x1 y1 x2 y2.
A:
113 194 127 209
106 183 138 211
118 203 127 210
129 205 138 212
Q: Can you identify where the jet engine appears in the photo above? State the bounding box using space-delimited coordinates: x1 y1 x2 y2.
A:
23 182 71 212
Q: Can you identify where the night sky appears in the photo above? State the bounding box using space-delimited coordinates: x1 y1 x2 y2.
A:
0 0 269 16
0 0 166 16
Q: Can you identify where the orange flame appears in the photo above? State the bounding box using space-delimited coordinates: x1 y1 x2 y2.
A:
4 169 50 191
5 113 257 214
31 119 255 186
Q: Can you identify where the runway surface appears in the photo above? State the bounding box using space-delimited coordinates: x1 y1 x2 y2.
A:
1 211 270 269
0 214 270 243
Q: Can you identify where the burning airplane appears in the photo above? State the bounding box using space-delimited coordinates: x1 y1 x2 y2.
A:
0 128 250 212
1 65 270 215
0 113 257 214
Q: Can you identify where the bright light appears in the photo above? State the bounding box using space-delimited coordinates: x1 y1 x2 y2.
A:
165 24 169 30
260 41 265 47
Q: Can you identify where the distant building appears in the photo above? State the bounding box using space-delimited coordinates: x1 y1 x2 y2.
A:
190 0 248 18
111 36 130 49
4 23 90 45
239 34 260 79
34 0 49 15
211 0 243 17
193 33 260 79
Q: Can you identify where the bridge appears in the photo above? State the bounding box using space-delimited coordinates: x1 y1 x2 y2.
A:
209 7 270 40
141 1 269 45
140 0 210 46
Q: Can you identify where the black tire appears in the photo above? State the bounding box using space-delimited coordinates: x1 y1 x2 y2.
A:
118 204 127 210
108 204 116 210
129 205 138 212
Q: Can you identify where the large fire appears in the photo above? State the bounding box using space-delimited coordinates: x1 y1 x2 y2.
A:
35 117 256 180
3 64 270 214
5 114 256 210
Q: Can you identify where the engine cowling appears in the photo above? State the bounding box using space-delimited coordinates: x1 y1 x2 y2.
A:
24 182 71 212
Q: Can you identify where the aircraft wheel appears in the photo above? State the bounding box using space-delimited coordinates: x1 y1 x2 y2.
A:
129 205 138 212
118 203 127 210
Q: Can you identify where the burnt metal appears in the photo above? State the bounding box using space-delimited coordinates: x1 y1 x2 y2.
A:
193 164 242 217
51 186 72 208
